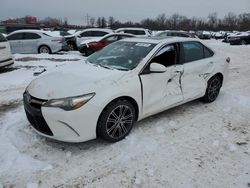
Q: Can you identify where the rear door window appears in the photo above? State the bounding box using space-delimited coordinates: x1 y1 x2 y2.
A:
204 46 214 58
94 31 109 37
6 33 23 40
80 31 93 37
23 33 41 40
0 33 7 42
124 30 146 35
182 42 204 63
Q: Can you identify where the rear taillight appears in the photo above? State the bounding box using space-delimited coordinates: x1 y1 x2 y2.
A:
226 57 230 63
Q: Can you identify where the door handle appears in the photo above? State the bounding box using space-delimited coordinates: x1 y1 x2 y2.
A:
209 61 214 64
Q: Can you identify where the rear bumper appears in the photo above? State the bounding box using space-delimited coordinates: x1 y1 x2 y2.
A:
0 58 14 68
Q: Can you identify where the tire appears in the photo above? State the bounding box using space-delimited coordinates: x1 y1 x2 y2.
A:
38 45 51 54
67 42 76 51
201 75 222 103
97 99 136 142
241 40 246 45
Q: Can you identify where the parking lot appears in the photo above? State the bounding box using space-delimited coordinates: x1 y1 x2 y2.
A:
0 40 250 187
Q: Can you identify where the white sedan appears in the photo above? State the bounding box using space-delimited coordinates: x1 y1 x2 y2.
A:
6 30 67 54
23 37 229 143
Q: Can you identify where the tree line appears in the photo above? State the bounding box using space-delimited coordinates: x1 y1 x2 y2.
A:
38 12 250 31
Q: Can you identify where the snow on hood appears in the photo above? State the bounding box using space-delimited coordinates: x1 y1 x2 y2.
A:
27 61 125 99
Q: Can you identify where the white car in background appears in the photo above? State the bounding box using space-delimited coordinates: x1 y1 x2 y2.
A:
115 28 152 37
24 37 229 143
74 28 113 48
6 30 66 54
0 33 14 68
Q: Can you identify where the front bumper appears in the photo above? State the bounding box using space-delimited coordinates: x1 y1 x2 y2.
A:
23 92 100 142
23 92 53 136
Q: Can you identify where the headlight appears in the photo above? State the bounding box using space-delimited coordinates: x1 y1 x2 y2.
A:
43 93 95 111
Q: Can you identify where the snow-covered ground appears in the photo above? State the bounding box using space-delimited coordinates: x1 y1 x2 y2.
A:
0 41 250 188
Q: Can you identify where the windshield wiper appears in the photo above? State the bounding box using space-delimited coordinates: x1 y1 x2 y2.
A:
99 63 113 70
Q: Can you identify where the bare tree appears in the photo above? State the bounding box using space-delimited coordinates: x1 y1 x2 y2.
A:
208 12 218 30
108 16 115 28
89 17 95 27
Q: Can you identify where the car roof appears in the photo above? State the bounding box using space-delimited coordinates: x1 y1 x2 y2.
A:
81 28 113 33
103 33 135 37
115 28 148 31
121 36 201 44
8 29 47 35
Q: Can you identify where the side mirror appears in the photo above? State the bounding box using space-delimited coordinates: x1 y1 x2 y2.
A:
150 63 167 73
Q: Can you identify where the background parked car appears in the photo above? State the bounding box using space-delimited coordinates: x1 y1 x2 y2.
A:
155 30 195 38
115 28 151 37
197 31 211 39
74 28 113 48
6 30 67 54
0 24 40 34
0 33 14 68
228 32 250 45
79 33 135 56
49 30 77 50
214 31 225 40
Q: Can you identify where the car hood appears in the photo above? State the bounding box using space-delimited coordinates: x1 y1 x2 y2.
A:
27 61 126 99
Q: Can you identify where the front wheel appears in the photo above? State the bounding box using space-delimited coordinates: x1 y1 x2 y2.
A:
201 75 222 103
97 100 136 142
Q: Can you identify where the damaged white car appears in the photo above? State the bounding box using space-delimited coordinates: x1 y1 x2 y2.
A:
23 37 229 143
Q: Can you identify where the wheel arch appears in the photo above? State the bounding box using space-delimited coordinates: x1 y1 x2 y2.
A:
211 72 224 86
96 96 139 136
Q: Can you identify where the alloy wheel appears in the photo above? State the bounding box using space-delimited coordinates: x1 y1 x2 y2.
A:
207 77 221 101
39 46 50 54
106 105 133 139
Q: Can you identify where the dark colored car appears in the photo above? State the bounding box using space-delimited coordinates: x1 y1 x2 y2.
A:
229 32 250 45
156 31 195 38
0 24 40 34
79 33 135 56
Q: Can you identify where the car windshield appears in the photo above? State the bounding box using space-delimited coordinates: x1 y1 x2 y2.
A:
87 41 156 71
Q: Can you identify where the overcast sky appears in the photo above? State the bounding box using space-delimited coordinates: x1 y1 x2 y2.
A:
1 0 250 25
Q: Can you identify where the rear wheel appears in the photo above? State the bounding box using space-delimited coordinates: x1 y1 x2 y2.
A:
97 99 136 142
201 75 222 103
38 45 51 54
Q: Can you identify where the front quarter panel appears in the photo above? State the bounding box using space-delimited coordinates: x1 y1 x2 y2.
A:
41 70 142 142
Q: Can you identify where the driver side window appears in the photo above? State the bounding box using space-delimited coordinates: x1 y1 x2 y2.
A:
151 43 178 67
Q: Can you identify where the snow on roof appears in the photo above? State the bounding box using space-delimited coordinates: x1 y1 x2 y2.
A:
122 36 201 44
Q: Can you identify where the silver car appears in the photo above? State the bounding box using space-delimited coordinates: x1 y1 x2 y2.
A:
6 30 66 54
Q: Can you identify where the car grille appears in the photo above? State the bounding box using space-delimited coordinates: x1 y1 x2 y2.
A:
23 92 53 136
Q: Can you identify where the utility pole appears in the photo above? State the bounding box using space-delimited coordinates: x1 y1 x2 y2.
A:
84 14 90 26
